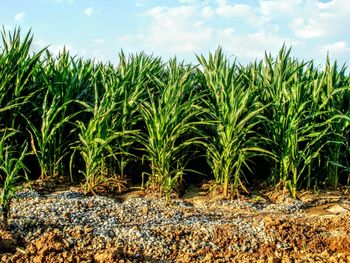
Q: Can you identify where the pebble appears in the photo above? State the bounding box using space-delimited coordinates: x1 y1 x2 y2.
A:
1 188 338 260
326 204 349 214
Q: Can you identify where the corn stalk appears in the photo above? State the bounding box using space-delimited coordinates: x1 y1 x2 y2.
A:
198 48 271 198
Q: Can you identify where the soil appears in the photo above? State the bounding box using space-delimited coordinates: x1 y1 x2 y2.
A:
0 179 350 262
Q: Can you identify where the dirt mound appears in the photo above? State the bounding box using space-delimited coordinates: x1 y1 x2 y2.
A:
1 187 350 262
1 214 349 262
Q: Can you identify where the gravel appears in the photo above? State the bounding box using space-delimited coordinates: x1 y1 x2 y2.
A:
1 188 349 262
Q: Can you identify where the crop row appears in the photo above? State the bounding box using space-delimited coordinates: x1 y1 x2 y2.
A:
1 28 349 201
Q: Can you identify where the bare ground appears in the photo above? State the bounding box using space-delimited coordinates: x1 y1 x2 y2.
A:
0 180 349 262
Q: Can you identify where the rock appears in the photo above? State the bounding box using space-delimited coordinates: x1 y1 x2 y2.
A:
0 230 18 253
94 249 117 262
3 188 350 262
34 231 64 257
33 255 44 263
268 256 281 263
326 204 349 214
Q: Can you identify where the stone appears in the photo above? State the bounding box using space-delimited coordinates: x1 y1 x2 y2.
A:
326 204 349 214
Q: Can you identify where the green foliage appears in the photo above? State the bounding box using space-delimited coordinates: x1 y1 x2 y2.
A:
1 27 350 200
259 46 348 197
24 50 95 179
198 48 272 197
0 131 28 230
72 53 161 194
72 64 125 194
137 59 206 201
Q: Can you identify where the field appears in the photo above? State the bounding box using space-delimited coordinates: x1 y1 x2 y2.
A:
0 28 350 261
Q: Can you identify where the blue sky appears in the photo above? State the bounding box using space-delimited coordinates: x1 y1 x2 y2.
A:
1 0 350 66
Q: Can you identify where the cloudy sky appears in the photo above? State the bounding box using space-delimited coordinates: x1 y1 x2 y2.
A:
1 0 349 65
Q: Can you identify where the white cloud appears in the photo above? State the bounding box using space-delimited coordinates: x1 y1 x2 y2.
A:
290 18 325 39
111 0 350 65
315 41 350 66
52 0 75 4
49 44 72 56
120 5 214 54
33 38 73 57
215 29 297 61
216 1 252 17
259 0 301 17
93 38 105 44
216 0 269 28
146 6 212 52
116 2 299 61
318 0 333 10
202 6 213 18
290 0 350 39
117 34 144 44
33 37 107 62
14 12 26 22
217 27 235 37
179 0 197 4
32 39 48 53
321 41 350 55
93 50 105 62
84 7 94 16
135 0 147 7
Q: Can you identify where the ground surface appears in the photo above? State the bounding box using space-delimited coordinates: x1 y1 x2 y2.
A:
0 180 350 262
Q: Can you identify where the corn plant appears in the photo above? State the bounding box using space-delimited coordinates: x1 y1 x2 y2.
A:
71 57 140 193
24 50 94 180
115 52 163 177
1 27 350 199
318 58 350 187
0 27 43 142
0 131 29 230
72 65 118 194
0 28 36 229
198 48 271 198
260 46 337 197
137 59 206 201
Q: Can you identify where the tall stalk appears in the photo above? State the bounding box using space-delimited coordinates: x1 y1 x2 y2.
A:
24 50 94 179
72 53 158 194
138 59 206 201
322 58 350 187
0 130 29 230
260 46 335 197
115 52 162 177
198 48 270 198
0 27 43 144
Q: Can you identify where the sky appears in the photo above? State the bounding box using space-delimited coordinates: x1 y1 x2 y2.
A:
1 0 350 66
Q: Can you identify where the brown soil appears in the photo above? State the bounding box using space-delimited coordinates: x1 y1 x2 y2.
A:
1 180 350 262
2 212 350 262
